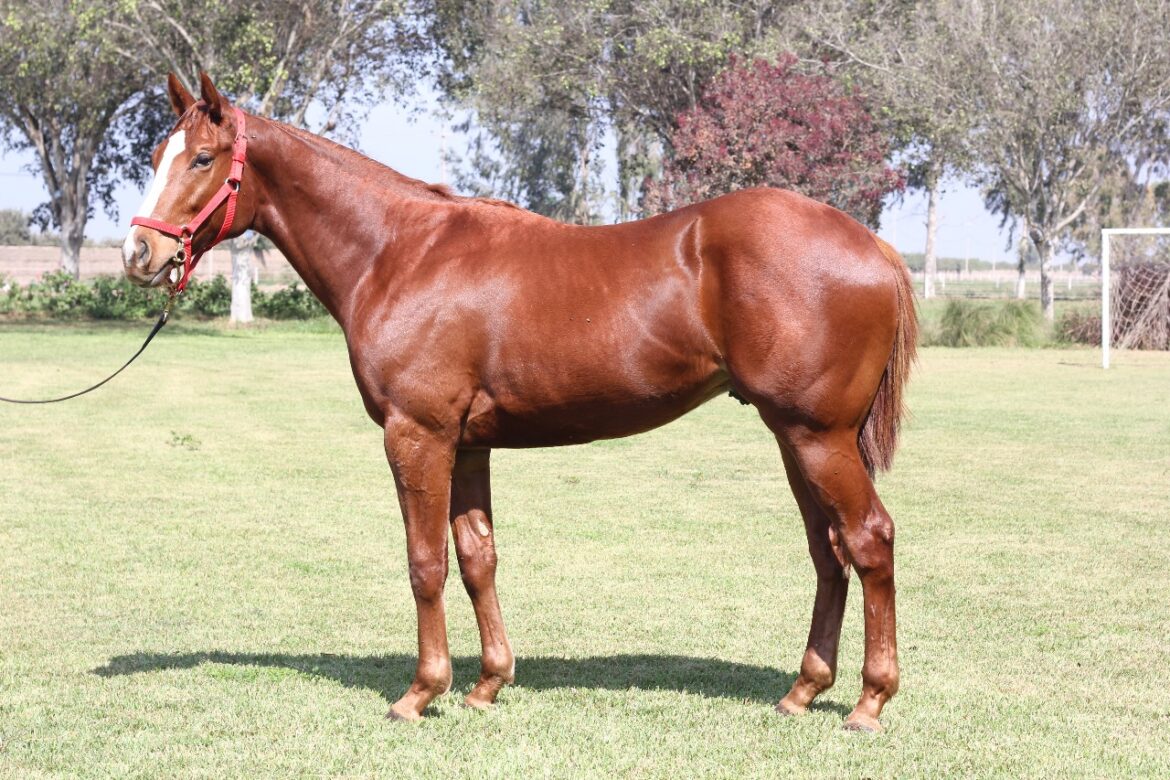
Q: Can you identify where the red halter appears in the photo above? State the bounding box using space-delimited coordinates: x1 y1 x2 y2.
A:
130 106 249 294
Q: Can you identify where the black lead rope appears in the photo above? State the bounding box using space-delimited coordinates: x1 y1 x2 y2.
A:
0 306 171 405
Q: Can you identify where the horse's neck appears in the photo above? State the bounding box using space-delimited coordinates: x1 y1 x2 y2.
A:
247 117 438 326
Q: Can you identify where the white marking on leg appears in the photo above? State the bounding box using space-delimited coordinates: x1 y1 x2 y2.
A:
122 130 186 263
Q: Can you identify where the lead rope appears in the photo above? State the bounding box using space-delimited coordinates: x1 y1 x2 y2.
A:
0 293 175 404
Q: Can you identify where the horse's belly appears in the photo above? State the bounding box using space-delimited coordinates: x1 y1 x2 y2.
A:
461 365 729 448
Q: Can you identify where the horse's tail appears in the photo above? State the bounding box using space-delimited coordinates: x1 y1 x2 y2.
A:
858 236 918 477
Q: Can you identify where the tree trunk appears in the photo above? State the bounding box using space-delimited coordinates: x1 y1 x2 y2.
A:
575 128 593 225
923 174 940 299
1035 236 1055 321
58 214 84 279
230 240 253 324
1016 219 1029 300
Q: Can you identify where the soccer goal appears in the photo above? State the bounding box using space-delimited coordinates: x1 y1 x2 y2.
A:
1100 227 1170 368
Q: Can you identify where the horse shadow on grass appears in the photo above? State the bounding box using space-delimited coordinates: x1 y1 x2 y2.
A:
91 651 848 715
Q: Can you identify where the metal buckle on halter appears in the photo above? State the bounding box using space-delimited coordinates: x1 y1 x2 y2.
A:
170 227 191 287
226 177 240 192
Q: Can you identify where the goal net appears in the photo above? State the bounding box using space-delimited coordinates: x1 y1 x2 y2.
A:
1101 227 1170 368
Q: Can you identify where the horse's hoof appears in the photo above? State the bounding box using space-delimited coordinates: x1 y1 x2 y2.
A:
463 694 494 711
775 698 807 716
842 713 882 733
386 705 423 723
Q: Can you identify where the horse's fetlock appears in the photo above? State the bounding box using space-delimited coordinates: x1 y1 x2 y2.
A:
862 661 899 700
482 648 515 683
418 659 453 695
801 648 836 692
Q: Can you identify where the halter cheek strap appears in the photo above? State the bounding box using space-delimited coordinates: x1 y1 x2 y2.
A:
131 106 249 294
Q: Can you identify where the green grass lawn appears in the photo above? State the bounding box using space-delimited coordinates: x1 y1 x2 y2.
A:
2 321 1169 778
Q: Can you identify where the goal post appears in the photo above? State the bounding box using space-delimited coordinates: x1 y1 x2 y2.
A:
1100 227 1170 369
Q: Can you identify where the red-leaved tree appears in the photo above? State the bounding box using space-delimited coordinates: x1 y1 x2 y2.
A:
643 55 903 227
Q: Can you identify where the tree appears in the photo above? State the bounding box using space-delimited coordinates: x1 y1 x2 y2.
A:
419 0 612 223
0 209 30 244
418 1 795 221
117 0 417 321
0 1 154 276
794 0 979 299
951 0 1170 320
642 55 903 227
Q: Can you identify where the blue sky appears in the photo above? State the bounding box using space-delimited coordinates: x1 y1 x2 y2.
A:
0 92 1014 262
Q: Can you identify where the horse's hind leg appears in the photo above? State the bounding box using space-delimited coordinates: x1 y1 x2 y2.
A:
778 425 900 732
775 445 850 717
450 449 515 709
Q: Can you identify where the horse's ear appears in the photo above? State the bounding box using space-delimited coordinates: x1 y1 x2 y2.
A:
199 72 224 123
167 73 195 117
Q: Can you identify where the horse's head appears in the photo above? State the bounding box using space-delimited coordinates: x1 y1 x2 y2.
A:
122 73 253 288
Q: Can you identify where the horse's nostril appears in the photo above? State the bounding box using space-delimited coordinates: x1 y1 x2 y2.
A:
136 240 150 266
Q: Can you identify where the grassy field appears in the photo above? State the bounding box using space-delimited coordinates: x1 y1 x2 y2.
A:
2 320 1169 778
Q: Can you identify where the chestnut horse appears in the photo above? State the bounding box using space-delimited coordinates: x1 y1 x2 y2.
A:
123 74 916 732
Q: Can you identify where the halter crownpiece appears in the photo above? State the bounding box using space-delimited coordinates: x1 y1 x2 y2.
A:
130 105 249 294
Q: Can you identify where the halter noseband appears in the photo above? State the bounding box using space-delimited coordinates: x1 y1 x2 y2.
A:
130 105 249 294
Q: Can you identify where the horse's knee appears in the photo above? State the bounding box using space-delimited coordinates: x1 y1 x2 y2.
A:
408 554 448 603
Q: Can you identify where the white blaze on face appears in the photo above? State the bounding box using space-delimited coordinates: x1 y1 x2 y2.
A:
121 130 187 264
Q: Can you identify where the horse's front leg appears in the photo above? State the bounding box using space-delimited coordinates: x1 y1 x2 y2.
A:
384 417 457 721
450 449 514 709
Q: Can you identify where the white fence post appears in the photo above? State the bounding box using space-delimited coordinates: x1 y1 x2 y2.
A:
1101 229 1111 369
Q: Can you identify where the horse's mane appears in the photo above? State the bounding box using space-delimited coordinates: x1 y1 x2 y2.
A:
422 182 520 210
263 117 522 212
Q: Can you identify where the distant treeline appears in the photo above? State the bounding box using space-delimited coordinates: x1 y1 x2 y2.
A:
901 254 1034 273
901 253 1096 274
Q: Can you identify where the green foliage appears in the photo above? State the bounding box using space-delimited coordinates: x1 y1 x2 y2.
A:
0 0 157 272
181 275 233 318
85 274 162 320
934 299 1046 347
0 208 30 244
0 273 326 321
1 271 92 319
423 1 793 219
131 1 417 145
253 282 328 319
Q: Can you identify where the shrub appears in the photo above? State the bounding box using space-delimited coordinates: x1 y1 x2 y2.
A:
86 275 161 320
255 282 327 319
1056 307 1101 345
20 271 96 318
0 272 328 321
180 275 232 318
935 299 1046 347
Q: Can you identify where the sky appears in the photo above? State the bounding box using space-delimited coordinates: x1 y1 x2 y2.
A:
0 91 1015 262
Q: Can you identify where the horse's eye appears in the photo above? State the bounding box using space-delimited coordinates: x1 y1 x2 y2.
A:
191 153 213 169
